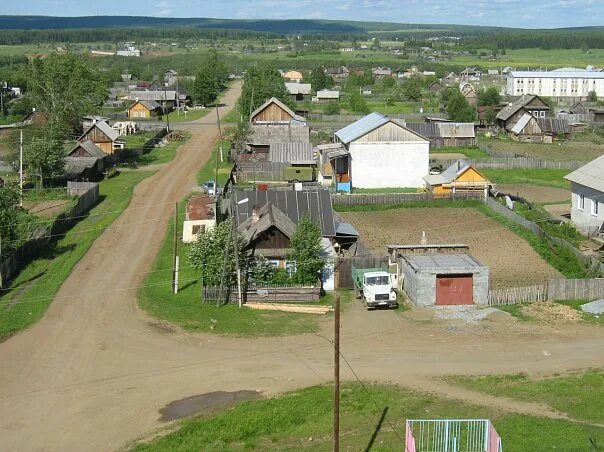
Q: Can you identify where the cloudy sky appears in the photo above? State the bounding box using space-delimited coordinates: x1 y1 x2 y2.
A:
3 0 602 28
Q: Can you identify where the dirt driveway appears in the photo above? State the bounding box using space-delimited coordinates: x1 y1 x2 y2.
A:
0 83 603 452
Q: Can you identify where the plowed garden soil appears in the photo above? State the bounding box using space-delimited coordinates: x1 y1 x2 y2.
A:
340 207 562 288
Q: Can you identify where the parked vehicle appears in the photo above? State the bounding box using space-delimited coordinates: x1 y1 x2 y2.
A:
202 180 221 196
284 165 316 183
352 265 397 309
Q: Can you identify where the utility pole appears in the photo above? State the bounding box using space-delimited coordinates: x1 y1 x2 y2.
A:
232 220 243 308
217 221 232 306
214 100 223 192
0 234 3 289
333 294 341 452
19 129 23 207
172 202 178 294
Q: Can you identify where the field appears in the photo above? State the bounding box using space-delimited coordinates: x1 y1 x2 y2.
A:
484 137 604 162
482 168 570 190
496 184 570 204
339 207 562 288
451 48 604 68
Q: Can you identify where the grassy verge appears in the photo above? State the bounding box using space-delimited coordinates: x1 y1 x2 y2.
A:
130 381 603 451
137 195 346 336
0 171 154 340
197 140 233 186
352 187 421 194
481 169 571 190
513 201 584 248
163 108 210 124
334 199 483 213
445 370 604 424
430 146 490 159
138 132 191 166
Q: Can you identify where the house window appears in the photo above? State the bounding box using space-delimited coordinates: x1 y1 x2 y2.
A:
579 194 585 210
592 199 599 216
540 111 545 118
285 261 297 277
192 224 205 235
267 260 280 269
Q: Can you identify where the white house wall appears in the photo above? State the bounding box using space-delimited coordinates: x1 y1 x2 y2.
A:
570 182 604 236
349 142 429 188
506 74 604 98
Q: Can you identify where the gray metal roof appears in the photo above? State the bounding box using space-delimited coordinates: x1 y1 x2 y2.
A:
269 142 314 164
511 113 533 134
405 122 439 140
536 117 570 134
68 140 107 159
402 252 486 272
335 112 389 144
437 122 475 138
316 90 340 99
565 155 604 193
128 90 178 101
510 70 604 79
424 159 471 185
232 189 336 237
78 120 119 142
336 222 358 237
249 124 310 145
285 83 312 95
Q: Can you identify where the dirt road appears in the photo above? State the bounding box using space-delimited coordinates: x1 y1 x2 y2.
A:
1 81 603 451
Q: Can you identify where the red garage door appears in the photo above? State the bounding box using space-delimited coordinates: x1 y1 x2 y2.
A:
436 274 473 305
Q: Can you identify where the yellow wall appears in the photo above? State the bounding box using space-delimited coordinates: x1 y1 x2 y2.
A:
128 103 151 118
429 166 489 195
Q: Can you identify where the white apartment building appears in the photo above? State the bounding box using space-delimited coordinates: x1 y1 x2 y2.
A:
505 68 604 100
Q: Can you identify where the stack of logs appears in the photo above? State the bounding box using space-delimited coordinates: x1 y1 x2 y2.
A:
244 303 332 315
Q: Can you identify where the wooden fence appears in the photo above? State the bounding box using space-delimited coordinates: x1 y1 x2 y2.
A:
435 157 586 171
336 255 389 289
488 279 604 306
202 283 321 304
0 182 100 284
488 284 548 306
308 113 444 123
332 192 484 207
236 170 285 183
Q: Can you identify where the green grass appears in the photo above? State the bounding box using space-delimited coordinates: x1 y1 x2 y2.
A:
334 199 483 213
513 202 584 247
137 196 346 337
446 370 604 425
163 108 211 124
123 132 158 149
352 187 421 194
483 137 604 162
482 169 571 190
221 108 242 123
430 146 490 159
130 382 604 451
138 132 191 166
197 140 233 186
451 48 604 68
0 171 154 340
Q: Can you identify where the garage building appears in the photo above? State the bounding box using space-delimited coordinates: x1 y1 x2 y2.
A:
401 253 489 306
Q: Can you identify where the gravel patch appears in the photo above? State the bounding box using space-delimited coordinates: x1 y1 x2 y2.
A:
431 306 507 323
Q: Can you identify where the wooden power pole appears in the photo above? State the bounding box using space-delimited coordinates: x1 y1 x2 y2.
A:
333 294 341 452
172 202 178 294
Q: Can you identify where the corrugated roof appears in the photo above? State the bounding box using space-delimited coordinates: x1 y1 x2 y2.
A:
316 90 340 99
565 155 604 193
405 122 439 140
335 112 389 144
68 140 107 159
249 123 310 145
536 117 570 134
233 189 336 237
510 70 604 79
285 83 312 95
511 113 533 134
437 122 475 138
269 142 314 164
78 120 119 142
402 252 486 271
424 159 471 185
129 90 178 101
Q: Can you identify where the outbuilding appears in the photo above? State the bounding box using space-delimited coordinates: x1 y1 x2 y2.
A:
400 253 489 306
182 195 216 243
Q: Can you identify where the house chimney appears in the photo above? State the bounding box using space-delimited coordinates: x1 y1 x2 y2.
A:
421 231 427 245
251 206 260 224
457 160 461 171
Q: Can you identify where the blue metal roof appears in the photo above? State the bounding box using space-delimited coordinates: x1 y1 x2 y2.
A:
335 112 389 144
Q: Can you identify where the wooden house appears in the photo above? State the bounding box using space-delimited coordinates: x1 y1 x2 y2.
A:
64 140 107 181
428 81 444 93
77 120 119 155
248 97 310 153
128 100 161 118
459 82 477 106
509 113 570 143
423 160 490 198
282 70 303 82
21 110 47 127
496 95 551 131
325 66 350 79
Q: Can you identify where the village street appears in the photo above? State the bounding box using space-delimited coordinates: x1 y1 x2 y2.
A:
0 81 603 451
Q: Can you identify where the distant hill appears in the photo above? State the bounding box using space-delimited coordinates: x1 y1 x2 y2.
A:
0 16 512 34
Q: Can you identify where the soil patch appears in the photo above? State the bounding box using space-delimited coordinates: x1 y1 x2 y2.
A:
522 302 582 323
497 184 571 204
159 390 263 422
340 207 562 288
23 200 72 219
430 153 466 160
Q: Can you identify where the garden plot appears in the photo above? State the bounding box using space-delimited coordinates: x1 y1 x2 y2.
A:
497 184 571 204
340 207 562 288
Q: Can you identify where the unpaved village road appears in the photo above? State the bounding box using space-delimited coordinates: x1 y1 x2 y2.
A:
1 82 604 451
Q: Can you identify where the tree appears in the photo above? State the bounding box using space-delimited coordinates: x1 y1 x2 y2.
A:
442 87 476 122
484 108 497 125
26 53 106 137
24 136 65 188
286 217 325 285
348 91 369 114
403 77 422 102
193 49 228 106
324 101 341 115
478 86 501 107
187 220 246 288
382 76 395 89
239 65 291 122
0 182 22 254
587 91 598 102
308 66 334 92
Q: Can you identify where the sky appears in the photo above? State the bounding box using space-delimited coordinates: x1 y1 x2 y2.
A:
2 0 603 28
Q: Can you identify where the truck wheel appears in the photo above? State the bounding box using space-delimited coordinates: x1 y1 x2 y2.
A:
354 287 360 299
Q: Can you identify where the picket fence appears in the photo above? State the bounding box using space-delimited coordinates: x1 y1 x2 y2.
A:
202 283 321 304
435 157 585 171
488 279 604 306
332 192 484 206
488 284 548 305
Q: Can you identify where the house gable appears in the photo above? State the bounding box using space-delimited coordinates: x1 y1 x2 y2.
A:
352 120 429 144
251 98 295 124
524 95 550 110
456 166 488 184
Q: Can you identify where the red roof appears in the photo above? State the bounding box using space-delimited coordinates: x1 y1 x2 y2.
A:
186 196 215 221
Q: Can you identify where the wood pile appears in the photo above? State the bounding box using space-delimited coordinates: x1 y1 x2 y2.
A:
244 302 333 315
166 131 186 141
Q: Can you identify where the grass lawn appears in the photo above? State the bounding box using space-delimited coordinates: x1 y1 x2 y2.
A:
163 108 211 124
0 171 154 340
481 168 571 190
123 131 158 149
430 146 490 159
451 48 604 69
221 108 242 123
484 137 604 162
197 140 233 186
138 132 191 166
446 370 604 425
130 381 604 451
137 195 346 337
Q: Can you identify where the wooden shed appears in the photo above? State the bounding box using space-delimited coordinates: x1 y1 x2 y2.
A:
128 100 161 118
424 160 490 198
77 121 119 155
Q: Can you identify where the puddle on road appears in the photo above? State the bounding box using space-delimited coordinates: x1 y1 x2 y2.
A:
159 390 263 422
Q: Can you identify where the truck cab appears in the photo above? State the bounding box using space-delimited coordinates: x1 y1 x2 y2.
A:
361 271 397 309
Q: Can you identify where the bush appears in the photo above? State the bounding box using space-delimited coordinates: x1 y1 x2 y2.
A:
324 101 341 115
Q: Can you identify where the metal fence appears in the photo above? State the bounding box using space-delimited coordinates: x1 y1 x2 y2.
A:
332 192 484 207
405 419 502 452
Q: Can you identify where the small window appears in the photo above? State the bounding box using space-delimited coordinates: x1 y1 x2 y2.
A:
192 224 205 235
540 111 545 118
579 194 585 210
592 199 599 216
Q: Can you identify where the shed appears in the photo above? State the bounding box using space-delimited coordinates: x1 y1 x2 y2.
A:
313 90 340 102
64 140 107 181
128 100 161 118
248 97 310 151
77 121 119 155
182 195 216 243
423 160 490 198
400 253 489 306
268 142 315 164
21 110 47 127
459 82 477 106
285 82 312 101
436 122 476 147
428 81 444 92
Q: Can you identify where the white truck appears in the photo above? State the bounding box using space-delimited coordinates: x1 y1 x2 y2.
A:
352 266 398 310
